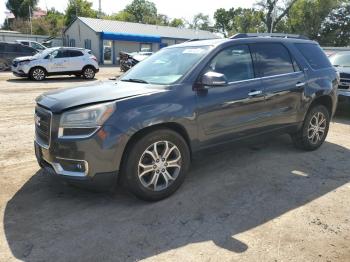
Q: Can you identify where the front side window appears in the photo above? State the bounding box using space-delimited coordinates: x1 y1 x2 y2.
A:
251 43 295 77
121 46 212 85
207 45 254 82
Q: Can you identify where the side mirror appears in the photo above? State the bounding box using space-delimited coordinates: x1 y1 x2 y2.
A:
200 71 228 88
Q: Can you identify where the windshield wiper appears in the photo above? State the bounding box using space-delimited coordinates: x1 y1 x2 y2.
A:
121 78 149 84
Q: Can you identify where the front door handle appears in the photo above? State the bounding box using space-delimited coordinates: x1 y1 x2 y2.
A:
248 90 263 96
296 82 306 87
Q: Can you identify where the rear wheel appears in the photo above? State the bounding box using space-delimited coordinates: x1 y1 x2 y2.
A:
30 67 46 81
122 129 190 201
291 105 330 151
82 66 95 79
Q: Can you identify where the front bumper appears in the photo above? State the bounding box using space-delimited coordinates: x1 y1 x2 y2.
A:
33 121 128 190
338 90 350 104
11 64 30 77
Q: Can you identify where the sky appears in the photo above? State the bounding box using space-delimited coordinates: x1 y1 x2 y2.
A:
0 0 256 26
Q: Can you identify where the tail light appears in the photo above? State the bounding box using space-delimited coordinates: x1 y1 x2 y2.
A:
90 56 97 62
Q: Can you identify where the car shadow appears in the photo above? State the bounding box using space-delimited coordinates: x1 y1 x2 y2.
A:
6 77 97 84
3 135 350 261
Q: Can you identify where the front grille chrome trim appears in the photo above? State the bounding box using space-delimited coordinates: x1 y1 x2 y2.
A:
35 106 52 149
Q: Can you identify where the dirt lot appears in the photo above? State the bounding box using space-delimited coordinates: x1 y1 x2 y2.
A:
0 67 349 262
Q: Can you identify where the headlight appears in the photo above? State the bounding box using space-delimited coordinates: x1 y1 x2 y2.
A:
59 102 115 138
18 61 30 66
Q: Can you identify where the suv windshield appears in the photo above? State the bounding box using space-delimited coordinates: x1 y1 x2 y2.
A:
329 52 350 67
121 46 212 85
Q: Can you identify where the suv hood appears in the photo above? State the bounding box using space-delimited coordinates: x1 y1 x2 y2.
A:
13 56 36 62
36 80 167 113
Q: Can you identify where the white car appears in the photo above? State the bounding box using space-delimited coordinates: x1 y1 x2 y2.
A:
11 47 99 81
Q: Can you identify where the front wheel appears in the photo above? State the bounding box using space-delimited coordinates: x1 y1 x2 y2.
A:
82 66 95 79
122 129 191 201
291 105 330 151
30 67 46 81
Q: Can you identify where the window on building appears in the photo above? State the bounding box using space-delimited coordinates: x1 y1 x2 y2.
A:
84 39 91 49
140 43 152 52
208 44 255 83
69 39 76 47
250 43 295 77
295 43 331 70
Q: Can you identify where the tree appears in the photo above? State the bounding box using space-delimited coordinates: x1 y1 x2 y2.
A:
156 14 170 26
214 7 264 37
65 0 97 26
214 8 234 37
6 0 38 19
287 0 342 40
169 18 185 28
256 0 298 32
191 13 210 31
320 2 350 46
124 0 157 24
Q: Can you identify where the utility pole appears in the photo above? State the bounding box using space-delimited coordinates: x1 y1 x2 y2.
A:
98 0 102 18
29 5 33 35
75 0 78 18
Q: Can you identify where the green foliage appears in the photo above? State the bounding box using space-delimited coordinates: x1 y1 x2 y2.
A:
191 13 211 31
65 0 97 26
214 8 264 37
6 0 38 19
320 2 350 46
124 0 157 24
169 18 185 28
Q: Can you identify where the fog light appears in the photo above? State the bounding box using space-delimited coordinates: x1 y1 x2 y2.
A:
52 157 88 176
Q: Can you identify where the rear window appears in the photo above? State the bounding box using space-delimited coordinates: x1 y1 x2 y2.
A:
250 43 295 77
295 43 331 70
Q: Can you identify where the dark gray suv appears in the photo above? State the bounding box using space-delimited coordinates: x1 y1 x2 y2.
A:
34 35 338 201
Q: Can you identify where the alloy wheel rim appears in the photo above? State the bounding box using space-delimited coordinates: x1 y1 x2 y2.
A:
307 112 327 144
138 141 182 191
33 69 45 80
84 68 94 79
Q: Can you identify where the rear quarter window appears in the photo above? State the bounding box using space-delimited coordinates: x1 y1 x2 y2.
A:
295 43 331 70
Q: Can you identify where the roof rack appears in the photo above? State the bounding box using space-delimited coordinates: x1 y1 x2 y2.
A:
230 33 309 40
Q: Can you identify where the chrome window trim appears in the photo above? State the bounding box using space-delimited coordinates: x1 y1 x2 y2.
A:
226 71 303 85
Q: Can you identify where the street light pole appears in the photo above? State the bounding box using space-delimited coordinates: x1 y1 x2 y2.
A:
29 5 32 35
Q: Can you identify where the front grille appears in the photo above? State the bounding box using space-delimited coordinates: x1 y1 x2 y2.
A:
339 78 350 90
35 106 52 148
340 72 350 79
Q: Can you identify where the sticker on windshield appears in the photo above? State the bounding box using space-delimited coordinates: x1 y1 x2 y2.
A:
183 48 205 54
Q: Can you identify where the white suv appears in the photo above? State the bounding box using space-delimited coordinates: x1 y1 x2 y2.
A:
11 47 99 81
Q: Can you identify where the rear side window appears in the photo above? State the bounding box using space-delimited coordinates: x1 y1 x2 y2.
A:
0 43 5 52
295 43 331 70
209 44 254 82
251 43 295 77
69 50 83 57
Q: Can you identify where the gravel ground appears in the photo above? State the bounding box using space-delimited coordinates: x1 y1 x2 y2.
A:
0 68 349 262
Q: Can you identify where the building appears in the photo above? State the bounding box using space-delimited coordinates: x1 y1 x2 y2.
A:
63 17 218 65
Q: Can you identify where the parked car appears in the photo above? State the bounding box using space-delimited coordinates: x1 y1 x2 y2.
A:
16 40 47 51
0 41 37 71
12 47 99 81
34 35 338 201
329 51 350 104
119 51 153 72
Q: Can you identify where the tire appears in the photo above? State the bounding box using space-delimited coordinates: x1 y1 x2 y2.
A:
30 67 46 81
82 66 95 79
122 129 191 201
291 105 330 151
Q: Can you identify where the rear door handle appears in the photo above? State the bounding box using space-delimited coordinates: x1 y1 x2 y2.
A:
296 82 305 87
248 90 263 96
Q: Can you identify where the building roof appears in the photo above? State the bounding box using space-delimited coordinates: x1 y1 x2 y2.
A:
77 17 218 40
